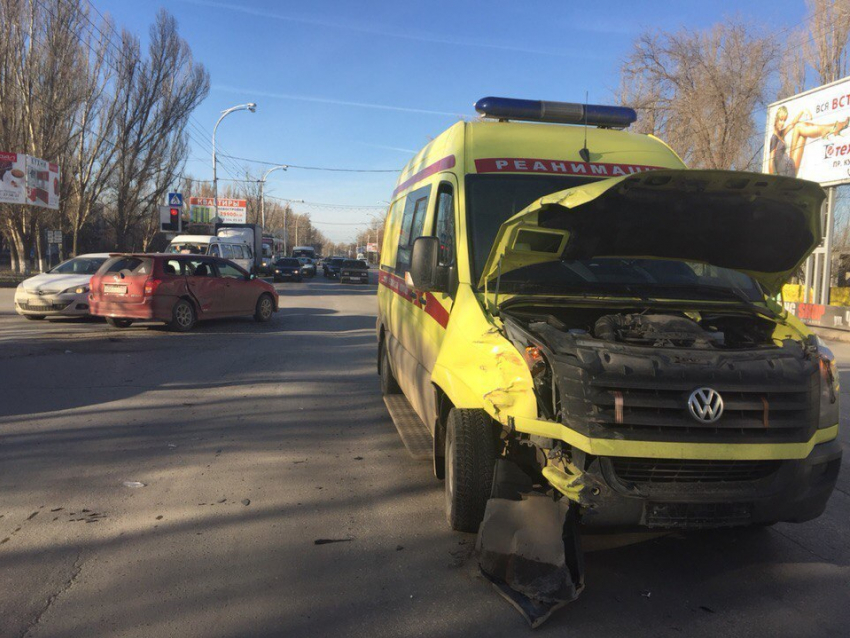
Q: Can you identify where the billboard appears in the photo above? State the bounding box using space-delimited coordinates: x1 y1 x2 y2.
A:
764 76 850 186
26 155 60 209
0 152 26 204
188 197 247 224
366 242 378 252
0 153 60 208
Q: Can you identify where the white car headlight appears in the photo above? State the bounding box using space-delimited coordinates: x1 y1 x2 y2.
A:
62 285 89 295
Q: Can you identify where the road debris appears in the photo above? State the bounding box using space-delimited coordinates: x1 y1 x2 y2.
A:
476 461 584 628
241 499 251 506
122 481 145 488
314 538 353 545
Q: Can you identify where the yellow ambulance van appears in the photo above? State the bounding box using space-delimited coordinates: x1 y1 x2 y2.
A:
377 97 841 534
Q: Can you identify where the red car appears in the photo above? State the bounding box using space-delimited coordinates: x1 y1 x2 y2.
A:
89 254 278 331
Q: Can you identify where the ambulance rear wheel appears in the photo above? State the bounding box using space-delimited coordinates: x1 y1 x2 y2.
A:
445 408 497 533
380 338 401 395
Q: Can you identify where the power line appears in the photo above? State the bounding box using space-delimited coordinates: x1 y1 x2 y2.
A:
265 194 385 209
219 154 400 173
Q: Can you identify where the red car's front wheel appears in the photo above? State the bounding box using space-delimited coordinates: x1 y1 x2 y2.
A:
254 294 274 322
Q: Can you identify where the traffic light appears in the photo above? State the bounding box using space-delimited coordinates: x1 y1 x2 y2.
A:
159 205 182 232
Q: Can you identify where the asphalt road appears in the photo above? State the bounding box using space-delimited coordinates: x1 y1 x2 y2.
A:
0 276 848 637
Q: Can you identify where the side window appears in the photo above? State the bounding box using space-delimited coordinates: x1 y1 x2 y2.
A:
244 245 253 259
164 259 182 276
220 244 233 259
232 245 244 259
210 244 220 257
434 182 455 267
218 262 246 279
186 260 214 277
395 185 431 274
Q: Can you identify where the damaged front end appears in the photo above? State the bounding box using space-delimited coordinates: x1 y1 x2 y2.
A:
471 169 841 627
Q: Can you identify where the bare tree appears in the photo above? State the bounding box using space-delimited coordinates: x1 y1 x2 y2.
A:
0 0 88 272
619 20 780 170
109 10 209 251
805 0 850 84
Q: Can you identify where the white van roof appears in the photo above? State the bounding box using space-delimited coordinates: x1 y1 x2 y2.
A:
169 235 247 244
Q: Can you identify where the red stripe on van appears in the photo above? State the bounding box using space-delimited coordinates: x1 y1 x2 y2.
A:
379 269 450 329
392 155 456 197
474 158 662 177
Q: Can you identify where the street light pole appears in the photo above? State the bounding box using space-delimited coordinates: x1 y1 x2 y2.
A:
212 102 257 223
259 164 288 230
366 212 384 264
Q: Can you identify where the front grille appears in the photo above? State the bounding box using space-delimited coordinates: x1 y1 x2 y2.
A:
611 457 780 484
17 301 68 311
590 385 815 441
645 502 753 528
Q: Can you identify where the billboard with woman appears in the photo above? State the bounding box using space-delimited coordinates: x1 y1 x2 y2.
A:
764 76 850 186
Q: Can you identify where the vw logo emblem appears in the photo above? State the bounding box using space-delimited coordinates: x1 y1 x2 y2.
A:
36 290 45 296
688 387 724 423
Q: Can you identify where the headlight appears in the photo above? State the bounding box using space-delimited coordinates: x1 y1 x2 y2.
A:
61 285 89 295
294 269 299 274
274 269 280 273
818 344 839 429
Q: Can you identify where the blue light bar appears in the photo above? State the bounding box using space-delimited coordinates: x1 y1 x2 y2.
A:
474 97 637 128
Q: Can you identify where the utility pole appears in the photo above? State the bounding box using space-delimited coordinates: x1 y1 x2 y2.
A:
212 102 256 222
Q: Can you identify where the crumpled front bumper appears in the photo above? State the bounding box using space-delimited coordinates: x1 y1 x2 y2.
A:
512 416 842 528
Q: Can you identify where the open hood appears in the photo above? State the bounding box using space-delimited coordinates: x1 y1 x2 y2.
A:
479 169 825 295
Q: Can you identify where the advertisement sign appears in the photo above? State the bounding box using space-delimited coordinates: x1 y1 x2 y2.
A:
0 152 27 205
26 156 60 209
0 152 60 208
188 197 247 224
764 76 850 186
366 242 378 252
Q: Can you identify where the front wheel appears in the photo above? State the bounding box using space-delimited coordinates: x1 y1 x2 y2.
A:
254 293 274 322
106 317 133 328
169 299 196 332
445 408 497 533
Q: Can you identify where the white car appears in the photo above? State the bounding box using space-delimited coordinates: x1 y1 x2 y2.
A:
14 253 111 320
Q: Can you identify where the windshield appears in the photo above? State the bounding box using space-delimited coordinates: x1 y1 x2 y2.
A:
50 257 107 275
466 174 595 283
497 258 764 301
168 242 208 255
276 259 299 267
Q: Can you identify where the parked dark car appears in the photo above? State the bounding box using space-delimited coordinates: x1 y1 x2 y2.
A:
323 257 346 279
340 259 369 284
273 258 303 282
89 254 278 332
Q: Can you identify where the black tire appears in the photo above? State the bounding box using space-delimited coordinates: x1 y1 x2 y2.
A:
105 317 133 328
254 293 274 322
379 338 401 396
445 408 497 533
24 314 46 320
169 299 196 332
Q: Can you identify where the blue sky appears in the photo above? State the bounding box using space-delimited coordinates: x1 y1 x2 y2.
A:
96 0 811 241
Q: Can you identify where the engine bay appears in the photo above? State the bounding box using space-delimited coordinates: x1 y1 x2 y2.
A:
503 305 780 351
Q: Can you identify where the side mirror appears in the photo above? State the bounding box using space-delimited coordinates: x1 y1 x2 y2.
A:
248 273 256 280
410 236 441 292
